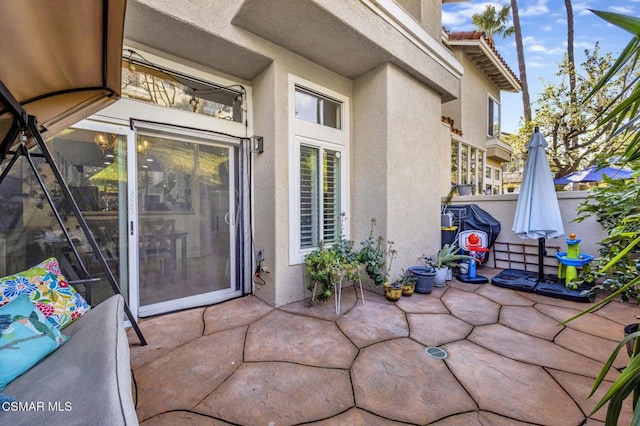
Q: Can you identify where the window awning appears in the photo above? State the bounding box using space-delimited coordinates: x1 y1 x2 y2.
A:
0 0 126 152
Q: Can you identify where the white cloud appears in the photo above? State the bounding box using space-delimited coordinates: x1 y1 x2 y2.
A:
542 25 553 32
528 43 565 55
519 0 549 17
609 5 634 13
441 10 467 27
574 41 593 49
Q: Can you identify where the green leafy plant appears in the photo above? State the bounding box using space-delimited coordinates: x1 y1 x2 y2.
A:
565 10 640 424
305 214 361 302
395 268 416 288
574 171 640 302
358 218 396 285
428 243 472 269
304 242 337 302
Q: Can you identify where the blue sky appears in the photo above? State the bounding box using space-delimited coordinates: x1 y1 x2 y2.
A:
442 0 638 133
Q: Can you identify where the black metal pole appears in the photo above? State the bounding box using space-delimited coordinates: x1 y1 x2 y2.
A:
538 237 545 282
27 116 147 346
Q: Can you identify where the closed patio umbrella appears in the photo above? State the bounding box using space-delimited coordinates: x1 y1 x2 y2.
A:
554 165 632 185
512 127 565 281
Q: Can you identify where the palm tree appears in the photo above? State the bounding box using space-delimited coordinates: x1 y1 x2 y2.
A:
510 0 531 123
471 5 514 39
565 0 578 147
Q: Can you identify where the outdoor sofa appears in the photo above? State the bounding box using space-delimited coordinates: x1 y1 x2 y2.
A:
2 294 138 425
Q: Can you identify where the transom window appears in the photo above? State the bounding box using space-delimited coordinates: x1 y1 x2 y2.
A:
294 86 342 129
121 57 243 123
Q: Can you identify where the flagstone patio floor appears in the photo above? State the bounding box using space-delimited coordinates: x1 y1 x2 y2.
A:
127 268 638 425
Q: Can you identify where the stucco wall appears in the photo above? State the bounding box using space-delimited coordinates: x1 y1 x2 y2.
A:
353 64 449 286
123 0 459 307
450 192 606 269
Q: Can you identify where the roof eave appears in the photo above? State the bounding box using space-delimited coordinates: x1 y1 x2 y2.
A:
448 38 521 92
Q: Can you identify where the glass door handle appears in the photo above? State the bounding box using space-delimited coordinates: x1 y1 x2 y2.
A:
224 212 231 225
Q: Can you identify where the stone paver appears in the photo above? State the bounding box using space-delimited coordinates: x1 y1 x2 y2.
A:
307 408 399 425
408 313 472 346
134 327 245 421
518 291 593 309
203 295 273 335
280 285 360 320
352 338 476 424
549 369 633 424
536 303 625 341
592 299 639 326
129 280 637 425
445 340 584 425
336 300 409 348
441 287 500 325
469 323 616 379
395 293 449 313
476 284 535 306
140 411 233 425
499 305 563 340
194 362 353 425
430 411 531 425
127 307 205 370
245 310 357 368
555 326 629 367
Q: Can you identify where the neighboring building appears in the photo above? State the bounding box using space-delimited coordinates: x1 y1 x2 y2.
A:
0 0 520 319
442 31 521 195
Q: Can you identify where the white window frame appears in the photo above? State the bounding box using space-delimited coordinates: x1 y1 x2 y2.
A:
288 75 350 265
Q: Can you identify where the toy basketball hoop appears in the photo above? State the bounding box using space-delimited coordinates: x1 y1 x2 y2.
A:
456 230 489 284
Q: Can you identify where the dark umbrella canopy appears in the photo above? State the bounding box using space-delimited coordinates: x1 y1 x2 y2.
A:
554 165 632 185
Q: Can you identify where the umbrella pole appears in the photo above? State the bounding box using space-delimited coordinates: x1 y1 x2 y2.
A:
538 237 545 282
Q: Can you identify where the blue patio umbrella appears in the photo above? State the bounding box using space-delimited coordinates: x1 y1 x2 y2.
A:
554 165 632 185
513 127 565 281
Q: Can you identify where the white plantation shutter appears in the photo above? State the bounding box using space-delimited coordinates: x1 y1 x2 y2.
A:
300 145 319 248
322 150 340 242
299 145 341 249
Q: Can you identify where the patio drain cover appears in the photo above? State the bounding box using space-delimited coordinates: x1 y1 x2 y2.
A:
425 347 448 360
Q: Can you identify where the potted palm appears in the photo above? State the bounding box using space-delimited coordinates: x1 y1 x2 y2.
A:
429 243 472 287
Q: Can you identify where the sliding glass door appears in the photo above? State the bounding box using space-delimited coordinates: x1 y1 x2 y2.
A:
136 129 240 316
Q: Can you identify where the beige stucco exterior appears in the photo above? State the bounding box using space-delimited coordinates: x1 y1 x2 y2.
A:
114 0 465 307
54 0 525 311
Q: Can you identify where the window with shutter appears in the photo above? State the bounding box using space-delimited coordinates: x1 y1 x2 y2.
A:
289 75 349 264
299 146 341 249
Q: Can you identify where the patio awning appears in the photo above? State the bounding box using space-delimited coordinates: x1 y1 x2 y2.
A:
0 0 126 151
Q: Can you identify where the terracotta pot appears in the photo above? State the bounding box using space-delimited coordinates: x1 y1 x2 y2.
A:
384 282 402 301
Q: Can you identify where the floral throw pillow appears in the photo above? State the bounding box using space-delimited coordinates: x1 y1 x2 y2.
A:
0 294 69 390
0 258 90 329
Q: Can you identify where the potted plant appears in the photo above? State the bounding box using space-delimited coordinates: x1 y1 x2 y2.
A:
395 268 417 297
305 215 362 303
379 241 399 301
304 242 337 302
428 243 472 287
359 218 387 286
